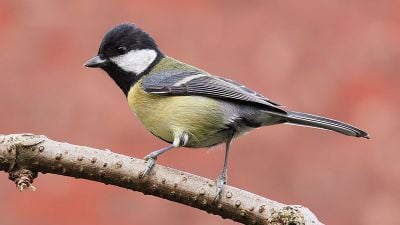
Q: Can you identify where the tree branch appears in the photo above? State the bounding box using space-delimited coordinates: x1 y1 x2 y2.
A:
0 134 323 225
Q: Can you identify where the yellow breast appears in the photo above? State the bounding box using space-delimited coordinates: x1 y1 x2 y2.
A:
127 81 226 147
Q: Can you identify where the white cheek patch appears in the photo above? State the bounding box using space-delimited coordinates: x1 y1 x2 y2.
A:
110 49 157 74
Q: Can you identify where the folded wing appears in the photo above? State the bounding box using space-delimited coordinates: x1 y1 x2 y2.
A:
142 71 286 114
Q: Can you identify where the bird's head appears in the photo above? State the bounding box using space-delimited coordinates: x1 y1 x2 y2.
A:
85 23 163 94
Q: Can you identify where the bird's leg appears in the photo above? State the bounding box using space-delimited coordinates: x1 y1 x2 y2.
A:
141 133 188 178
141 145 174 177
215 131 234 200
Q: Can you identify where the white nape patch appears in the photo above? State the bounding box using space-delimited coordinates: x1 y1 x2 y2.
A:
110 49 157 74
173 74 207 86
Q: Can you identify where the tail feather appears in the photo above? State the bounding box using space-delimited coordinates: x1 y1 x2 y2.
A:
283 111 369 138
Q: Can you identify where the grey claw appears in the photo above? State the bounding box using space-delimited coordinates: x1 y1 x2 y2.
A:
140 157 156 178
214 175 227 200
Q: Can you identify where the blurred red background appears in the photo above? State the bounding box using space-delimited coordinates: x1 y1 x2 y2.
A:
1 1 399 225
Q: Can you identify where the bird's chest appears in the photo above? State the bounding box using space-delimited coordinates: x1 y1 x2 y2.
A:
127 82 227 147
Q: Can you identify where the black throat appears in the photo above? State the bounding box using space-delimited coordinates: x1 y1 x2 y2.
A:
102 52 164 96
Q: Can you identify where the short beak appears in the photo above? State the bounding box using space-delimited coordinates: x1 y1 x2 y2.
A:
84 55 108 68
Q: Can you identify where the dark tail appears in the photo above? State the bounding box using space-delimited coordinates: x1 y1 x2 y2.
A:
282 111 369 138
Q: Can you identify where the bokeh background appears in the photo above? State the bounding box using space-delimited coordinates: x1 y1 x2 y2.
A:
1 1 399 225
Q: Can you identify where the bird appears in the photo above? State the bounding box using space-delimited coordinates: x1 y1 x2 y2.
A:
84 23 369 198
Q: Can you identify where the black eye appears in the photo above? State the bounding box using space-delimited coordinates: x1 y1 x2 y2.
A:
116 46 127 55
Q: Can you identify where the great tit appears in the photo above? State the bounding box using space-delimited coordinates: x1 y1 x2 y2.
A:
85 23 369 198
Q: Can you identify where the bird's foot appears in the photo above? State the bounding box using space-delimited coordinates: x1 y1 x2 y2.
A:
140 154 157 178
214 174 227 200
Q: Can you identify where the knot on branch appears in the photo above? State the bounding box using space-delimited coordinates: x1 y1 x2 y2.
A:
9 169 38 192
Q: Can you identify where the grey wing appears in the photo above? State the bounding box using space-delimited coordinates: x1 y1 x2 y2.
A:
142 71 286 114
217 76 282 106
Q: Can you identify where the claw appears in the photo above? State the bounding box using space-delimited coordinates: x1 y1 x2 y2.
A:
214 174 227 200
140 157 156 178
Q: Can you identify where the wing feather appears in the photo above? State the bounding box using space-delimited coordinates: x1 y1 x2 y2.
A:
142 71 285 114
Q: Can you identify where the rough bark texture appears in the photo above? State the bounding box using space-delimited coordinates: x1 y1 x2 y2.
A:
0 134 323 225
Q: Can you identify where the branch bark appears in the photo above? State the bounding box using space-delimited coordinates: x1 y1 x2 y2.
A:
0 133 323 225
